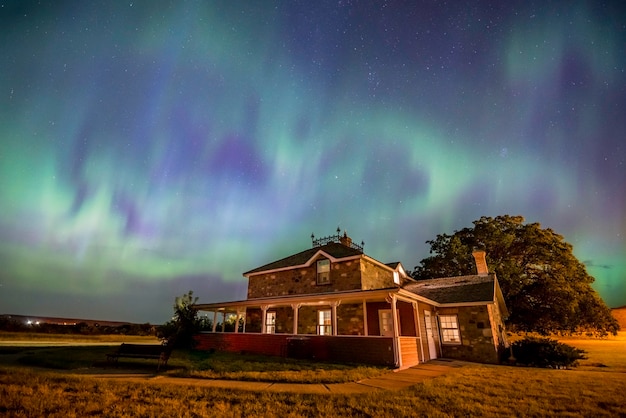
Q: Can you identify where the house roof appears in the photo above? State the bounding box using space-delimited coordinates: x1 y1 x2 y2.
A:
243 242 364 276
403 274 496 304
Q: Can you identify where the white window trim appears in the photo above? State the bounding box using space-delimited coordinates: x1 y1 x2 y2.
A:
317 309 332 335
265 311 276 334
439 314 461 345
316 259 331 285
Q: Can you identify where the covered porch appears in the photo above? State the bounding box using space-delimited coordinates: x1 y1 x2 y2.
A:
195 289 439 368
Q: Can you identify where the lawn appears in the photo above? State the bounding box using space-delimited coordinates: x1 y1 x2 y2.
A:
0 331 158 343
0 332 624 417
0 333 388 383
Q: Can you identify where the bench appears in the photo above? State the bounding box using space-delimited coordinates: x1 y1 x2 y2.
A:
106 342 174 371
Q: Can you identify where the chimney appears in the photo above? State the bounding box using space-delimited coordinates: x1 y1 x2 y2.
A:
472 250 489 275
339 231 352 247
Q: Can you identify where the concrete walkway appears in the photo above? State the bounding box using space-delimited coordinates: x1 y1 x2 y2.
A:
87 359 468 394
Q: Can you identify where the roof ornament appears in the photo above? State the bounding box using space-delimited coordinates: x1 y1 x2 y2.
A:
311 230 364 252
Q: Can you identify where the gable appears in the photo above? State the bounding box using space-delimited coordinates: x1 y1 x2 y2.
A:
243 242 364 276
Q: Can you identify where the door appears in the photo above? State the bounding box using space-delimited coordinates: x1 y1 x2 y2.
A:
424 310 437 359
378 309 394 336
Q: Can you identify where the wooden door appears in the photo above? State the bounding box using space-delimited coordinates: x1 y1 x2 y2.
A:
424 310 437 359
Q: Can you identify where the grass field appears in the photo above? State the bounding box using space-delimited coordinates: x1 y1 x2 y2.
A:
0 332 625 417
0 331 158 343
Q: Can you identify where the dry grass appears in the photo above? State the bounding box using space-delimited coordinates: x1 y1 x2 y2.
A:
169 350 387 383
558 333 626 372
0 342 388 383
0 331 158 343
0 332 624 417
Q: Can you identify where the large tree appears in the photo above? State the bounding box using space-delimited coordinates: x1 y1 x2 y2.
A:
413 215 619 335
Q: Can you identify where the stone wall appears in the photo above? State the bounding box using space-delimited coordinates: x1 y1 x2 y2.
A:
336 303 364 335
244 303 376 337
273 306 294 333
247 257 364 299
245 308 262 333
360 258 395 290
297 305 321 335
488 299 509 349
439 305 500 364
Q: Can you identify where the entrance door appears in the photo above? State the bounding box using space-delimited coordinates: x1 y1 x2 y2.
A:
378 309 394 336
424 310 437 359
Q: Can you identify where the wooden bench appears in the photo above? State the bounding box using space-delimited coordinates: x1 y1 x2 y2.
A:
106 342 173 371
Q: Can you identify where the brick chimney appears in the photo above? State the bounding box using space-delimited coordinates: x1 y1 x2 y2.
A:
472 250 489 275
339 231 352 247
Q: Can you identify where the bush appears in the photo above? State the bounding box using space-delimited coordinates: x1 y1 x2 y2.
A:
511 337 587 368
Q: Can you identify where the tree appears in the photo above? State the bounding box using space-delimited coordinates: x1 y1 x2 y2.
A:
413 215 619 335
157 290 201 348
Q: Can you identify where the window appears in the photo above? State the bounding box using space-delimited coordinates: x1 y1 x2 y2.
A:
393 271 400 285
439 315 461 344
317 259 330 284
317 309 332 335
265 311 276 334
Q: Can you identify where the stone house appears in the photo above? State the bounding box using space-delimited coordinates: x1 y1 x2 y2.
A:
195 231 509 367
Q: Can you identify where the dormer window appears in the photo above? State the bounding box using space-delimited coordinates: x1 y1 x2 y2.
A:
317 259 330 284
393 271 400 285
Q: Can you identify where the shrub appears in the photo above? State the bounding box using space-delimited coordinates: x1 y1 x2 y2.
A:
156 291 201 349
511 337 587 368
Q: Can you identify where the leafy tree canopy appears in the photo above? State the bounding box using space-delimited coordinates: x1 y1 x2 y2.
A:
413 215 619 335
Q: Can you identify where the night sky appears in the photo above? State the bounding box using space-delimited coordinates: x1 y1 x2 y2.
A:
1 1 624 324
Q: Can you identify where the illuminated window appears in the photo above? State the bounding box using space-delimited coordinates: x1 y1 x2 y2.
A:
318 309 332 335
439 315 461 344
317 259 330 284
265 311 276 334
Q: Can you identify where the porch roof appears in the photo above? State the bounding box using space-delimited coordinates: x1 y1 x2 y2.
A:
195 287 433 312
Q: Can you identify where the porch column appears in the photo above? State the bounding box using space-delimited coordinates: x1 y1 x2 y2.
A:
390 295 399 338
291 303 301 335
260 305 269 334
221 312 226 332
390 294 401 367
331 301 340 336
414 302 425 362
239 308 247 333
212 311 217 332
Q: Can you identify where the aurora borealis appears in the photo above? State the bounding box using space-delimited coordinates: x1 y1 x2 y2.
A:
1 1 624 323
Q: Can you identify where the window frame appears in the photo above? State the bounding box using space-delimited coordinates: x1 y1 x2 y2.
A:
265 311 276 334
316 259 331 285
317 309 332 335
439 314 461 344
